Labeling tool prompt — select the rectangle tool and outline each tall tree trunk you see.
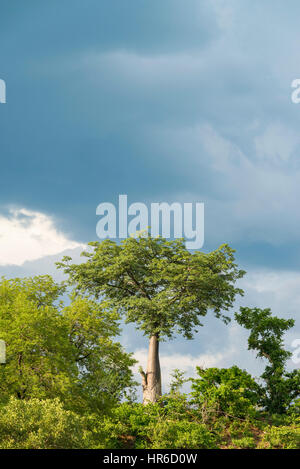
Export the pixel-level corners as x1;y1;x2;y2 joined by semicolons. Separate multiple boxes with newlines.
140;334;162;404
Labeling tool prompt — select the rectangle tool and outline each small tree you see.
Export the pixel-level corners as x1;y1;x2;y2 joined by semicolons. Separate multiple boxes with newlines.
169;369;188;395
0;275;136;412
190;366;261;418
58;235;245;404
235;307;300;414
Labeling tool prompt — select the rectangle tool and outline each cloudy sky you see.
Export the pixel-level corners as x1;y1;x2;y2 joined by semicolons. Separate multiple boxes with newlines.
0;0;300;392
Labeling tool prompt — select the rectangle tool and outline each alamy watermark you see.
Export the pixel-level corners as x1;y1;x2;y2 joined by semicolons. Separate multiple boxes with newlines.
0;79;6;103
291;79;300;103
96;195;204;249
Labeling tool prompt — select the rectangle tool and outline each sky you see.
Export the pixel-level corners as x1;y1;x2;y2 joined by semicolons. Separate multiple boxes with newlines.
0;0;300;393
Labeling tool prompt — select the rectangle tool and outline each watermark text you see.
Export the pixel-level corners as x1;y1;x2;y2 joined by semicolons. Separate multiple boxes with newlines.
96;195;204;249
291;79;300;103
0;79;6;103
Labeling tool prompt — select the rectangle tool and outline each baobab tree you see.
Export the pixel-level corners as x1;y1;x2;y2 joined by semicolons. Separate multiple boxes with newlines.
58;235;245;404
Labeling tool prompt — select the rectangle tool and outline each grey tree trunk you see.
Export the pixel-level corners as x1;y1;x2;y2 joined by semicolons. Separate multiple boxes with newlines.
139;334;162;404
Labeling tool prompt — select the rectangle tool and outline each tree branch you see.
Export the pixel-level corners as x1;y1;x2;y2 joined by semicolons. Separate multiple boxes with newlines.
139;366;147;387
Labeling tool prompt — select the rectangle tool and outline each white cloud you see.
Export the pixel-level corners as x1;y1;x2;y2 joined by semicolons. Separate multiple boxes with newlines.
0;208;84;266
239;269;300;318
133;345;236;393
254;123;300;164
209;0;236;31
134;348;224;374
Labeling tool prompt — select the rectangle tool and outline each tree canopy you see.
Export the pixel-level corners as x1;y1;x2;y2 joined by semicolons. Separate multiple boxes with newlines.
58;236;245;340
0;275;136;413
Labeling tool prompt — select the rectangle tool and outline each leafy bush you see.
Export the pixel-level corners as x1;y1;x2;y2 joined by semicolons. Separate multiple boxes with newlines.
110;402;159;432
90;400;218;449
191;366;261;418
149;420;217;449
288;398;300;419
88;416;130;449
101;403;159;448
0;395;299;449
96;398;220;449
231;437;256;449
259;425;300;449
0;397;92;449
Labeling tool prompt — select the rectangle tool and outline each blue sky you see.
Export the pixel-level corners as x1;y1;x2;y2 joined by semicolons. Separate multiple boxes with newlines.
0;1;300;391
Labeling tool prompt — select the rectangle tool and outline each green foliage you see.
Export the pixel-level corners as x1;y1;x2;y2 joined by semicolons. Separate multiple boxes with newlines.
87;402;160;448
57;236;245;340
235;307;294;365
231;437;256;449
235;307;300;413
149;420;217;449
0;397;91;449
169;368;188;394
161;393;192;421
90;400;217;449
0;276;136;413
0;242;299;449
259;425;300;449
86;391;298;449
0;388;299;449
191;366;261;418
288;398;300;418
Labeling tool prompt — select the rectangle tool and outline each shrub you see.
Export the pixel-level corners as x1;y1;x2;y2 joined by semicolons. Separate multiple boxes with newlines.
191;366;260;419
231;437;256;449
259;425;300;449
91;400;217;449
149;420;217;449
0;397;92;449
87;402;161;449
